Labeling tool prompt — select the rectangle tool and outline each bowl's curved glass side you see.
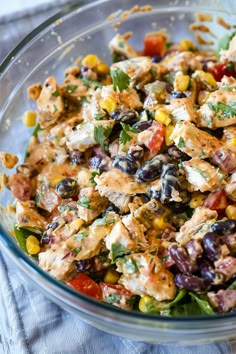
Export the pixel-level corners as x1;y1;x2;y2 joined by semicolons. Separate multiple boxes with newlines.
1;0;236;344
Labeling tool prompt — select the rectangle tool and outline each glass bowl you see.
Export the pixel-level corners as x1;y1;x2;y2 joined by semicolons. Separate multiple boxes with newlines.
0;0;236;345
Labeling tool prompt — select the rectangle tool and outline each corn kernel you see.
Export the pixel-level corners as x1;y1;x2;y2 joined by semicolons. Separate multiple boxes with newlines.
100;96;119;113
229;138;236;147
23;111;37;127
155;108;171;126
189;192;206;208
53;177;63;186
26;235;40;255
104;268;120;284
174;73;190;92
179;39;196;51
193;70;217;90
69;218;84;232
81;54;99;68
165;124;174;146
152;216;168;230
139;295;153;312
97;61;110;75
226;205;236;219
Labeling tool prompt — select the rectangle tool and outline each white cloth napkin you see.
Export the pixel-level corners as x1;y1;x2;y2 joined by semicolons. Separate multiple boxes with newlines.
0;251;235;354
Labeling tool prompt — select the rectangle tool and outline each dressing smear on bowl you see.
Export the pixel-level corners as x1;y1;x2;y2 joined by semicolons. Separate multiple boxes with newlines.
1;12;236;316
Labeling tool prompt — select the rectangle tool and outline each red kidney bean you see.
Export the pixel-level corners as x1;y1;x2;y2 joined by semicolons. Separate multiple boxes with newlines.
175;274;207;292
202;232;222;262
169;244;197;274
211;219;236;236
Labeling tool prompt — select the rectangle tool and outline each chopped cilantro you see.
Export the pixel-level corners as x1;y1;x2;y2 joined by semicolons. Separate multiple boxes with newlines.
81;96;90;103
119;123;138;145
53;104;58;113
74;230;86;241
94;113;107;120
105;293;121;304
77;196;93;209
52;90;59;97
191;166;209;180
207;101;236;120
177;137;185;148
90;171;100;186
63;85;78;94
149;68;157;78
71;247;82;256
198;151;206;158
111;243;129;263
81;78;103;88
124;258;138;274
110;68;130;92
94;125;112;150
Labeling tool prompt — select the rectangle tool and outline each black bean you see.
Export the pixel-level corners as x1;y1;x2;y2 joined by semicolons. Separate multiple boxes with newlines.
88;156;109;171
169;244;196;274
70;150;85;165
132;120;152;132
112;155;139;175
136;154;169;182
202;232;222;262
167;146;190;160
111;109;139;125
46;221;59;231
126;144;144;161
211;219;236;235
104;204;120;214
151;55;162;63
160;164;181;203
171;91;187;99
175;274;207;292
55;178;79;198
76;259;92;272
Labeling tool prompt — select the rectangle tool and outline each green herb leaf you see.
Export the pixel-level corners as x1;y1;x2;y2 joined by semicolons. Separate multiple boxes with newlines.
94;125;112;150
119;123;138;145
110;68;130;92
81;96;90;103
228;280;236;290
216;31;236;57
81;78;103;88
111;243;129;263
191;166;209;180
90;171;100;187
51;90;59;97
74;230;86;241
207;101;236;120
94;113;107;120
14;226;40;254
63;85;78;94
177;137;185;148
71;247;82;256
124;258;138;274
189;292;215;315
105;293;122;304
77;196;93;209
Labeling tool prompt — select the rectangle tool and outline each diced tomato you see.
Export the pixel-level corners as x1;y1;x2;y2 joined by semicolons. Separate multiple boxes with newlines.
203;189;227;213
67;273;102;300
145;121;165;153
144;33;166;57
100;283;134;310
207;62;236;81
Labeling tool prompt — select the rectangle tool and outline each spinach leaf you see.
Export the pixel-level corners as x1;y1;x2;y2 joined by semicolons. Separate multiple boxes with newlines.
189;292;215;315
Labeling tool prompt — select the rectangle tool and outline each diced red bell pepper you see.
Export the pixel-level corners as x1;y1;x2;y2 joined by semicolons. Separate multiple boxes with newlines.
67;273;102;300
144;33;166;57
145;121;165;153
207;62;236;81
